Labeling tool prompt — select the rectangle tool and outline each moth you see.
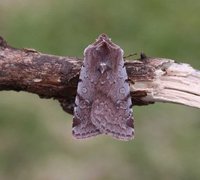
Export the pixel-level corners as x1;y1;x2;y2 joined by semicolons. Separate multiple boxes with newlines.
73;34;134;141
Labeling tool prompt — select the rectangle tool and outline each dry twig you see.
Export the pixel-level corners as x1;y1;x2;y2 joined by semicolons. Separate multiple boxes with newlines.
0;36;200;114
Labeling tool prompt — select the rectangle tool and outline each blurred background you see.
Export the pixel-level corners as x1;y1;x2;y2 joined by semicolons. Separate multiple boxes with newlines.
0;0;200;179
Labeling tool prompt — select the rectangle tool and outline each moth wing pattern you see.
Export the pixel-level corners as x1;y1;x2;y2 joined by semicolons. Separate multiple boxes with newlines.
73;34;134;141
72;95;101;138
72;58;101;138
90;53;134;141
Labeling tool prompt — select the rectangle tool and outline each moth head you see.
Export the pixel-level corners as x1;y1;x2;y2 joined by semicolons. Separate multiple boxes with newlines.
84;34;124;73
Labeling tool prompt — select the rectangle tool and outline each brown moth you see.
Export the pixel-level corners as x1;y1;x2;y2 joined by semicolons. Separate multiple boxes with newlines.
73;34;134;141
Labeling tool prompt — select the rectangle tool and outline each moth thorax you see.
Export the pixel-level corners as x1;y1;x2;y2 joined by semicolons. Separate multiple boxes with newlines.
99;62;109;74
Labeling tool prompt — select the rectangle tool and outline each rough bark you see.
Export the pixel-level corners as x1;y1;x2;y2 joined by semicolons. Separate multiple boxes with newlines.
0;36;200;114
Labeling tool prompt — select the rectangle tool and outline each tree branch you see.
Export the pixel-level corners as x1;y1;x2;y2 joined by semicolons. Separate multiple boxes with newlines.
0;36;200;114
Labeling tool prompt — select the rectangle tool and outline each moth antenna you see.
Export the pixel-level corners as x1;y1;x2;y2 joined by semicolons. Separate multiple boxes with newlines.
123;52;137;59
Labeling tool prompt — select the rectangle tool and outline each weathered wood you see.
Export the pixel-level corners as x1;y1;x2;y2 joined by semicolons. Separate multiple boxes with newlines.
0;36;200;114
